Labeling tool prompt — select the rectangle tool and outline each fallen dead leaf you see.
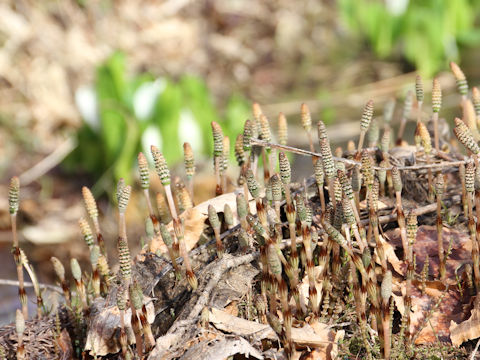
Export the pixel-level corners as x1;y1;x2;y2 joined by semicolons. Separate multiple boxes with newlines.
85;296;155;356
147;207;206;254
209;307;337;350
385;225;471;284
392;278;466;344
147;190;255;254
450;296;480;346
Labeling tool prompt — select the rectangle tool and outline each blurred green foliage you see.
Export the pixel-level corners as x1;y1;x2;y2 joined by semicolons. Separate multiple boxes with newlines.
339;0;480;76
64;52;250;188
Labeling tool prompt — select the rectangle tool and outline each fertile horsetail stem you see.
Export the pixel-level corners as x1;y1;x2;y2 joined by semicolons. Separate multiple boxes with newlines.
415;74;424;125
392;167;408;259
450;61;469;102
211;121;224;195
358;99;374;152
9;177;27;319
82;186;105;258
432;78;442;151
183;142;195;198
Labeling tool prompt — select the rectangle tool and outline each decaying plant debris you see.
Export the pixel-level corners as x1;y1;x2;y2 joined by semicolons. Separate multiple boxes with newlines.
5;63;480;359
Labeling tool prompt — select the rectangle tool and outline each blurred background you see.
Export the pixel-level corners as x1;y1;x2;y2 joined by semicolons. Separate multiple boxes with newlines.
0;0;480;323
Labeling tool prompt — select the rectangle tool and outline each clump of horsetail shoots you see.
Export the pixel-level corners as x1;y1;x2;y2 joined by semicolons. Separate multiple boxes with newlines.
51;257;71;308
71;258;87;310
9;177;27;319
415;74;424;124
183;142;195;198
435;174;446;280
301;103;314;152
82;186;105;257
278;112;288;146
116;284;129;358
396;90;413;144
314;159;326;212
392;167;408;259
132;282;155;350
432;78;442;151
15;309;25;360
358;99;374;152
208;205;224;258
211;121;225;195
465;161;480;288
450;61;469;102
151;146;197;289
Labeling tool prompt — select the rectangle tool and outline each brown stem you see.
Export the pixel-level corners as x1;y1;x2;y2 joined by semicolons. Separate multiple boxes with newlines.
433;112;439;152
395;192;408;260
436;197;445;280
12;213;27;319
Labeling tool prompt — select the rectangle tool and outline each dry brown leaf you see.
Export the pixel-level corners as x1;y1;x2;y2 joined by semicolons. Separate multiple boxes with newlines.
209;308;337;350
392;278;465;344
148;207;206;254
147;191;255;254
385;225;471;283
85;297;155;356
450;296;480;346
